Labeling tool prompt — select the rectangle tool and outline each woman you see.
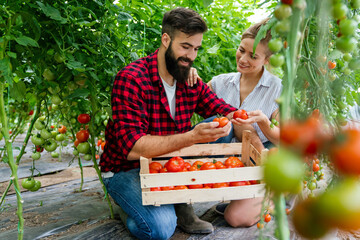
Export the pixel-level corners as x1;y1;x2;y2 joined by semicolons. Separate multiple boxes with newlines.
189;19;282;227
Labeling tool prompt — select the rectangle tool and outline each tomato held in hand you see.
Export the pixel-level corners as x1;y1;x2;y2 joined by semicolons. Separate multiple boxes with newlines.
165;156;185;172
78;114;91;124
233;109;248;120
213;116;229;128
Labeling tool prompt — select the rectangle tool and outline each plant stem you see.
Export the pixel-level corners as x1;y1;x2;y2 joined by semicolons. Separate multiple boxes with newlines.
89;94;114;219
0;180;12;207
0;82;24;240
273;193;289;240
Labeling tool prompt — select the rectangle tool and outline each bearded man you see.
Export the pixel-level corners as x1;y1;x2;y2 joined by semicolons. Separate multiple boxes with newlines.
100;8;238;240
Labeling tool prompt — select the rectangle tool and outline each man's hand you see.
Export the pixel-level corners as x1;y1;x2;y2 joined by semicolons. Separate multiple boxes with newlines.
187;67;202;87
190;120;232;143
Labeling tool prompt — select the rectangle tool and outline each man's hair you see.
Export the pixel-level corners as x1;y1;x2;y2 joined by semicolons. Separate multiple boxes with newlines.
241;18;272;57
162;8;207;38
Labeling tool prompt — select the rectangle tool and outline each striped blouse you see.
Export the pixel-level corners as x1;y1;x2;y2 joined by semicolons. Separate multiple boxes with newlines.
210;68;282;143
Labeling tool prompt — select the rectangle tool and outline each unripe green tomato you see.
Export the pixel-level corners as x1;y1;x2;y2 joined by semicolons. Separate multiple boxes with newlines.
31;135;45;146
43;68;56;81
332;3;348;20
52;104;59;110
45;139;58;152
40;129;52;140
269;53;285;68
54;52;65;63
31;152;41;160
83;154;92;161
268;38;283;53
348;58;360;70
275;19;290;35
55;134;66;142
343;67;352;75
29;180;41;192
48;84;61;94
22;178;35;190
308;182;317;191
336;36;357;53
77;142;90;154
103;119;108;127
343;53;352;62
62;140;69;147
67;81;78;91
38;115;46;121
51;130;57;138
274;4;292;20
351;0;360;9
51;95;62;105
339;19;357;36
264;149;305;193
73;149;79;156
34;119;45;130
71;118;77;124
51;151;59;158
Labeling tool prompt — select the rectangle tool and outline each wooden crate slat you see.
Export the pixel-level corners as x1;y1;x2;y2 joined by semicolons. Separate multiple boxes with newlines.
140;166;263;188
142;184;265;205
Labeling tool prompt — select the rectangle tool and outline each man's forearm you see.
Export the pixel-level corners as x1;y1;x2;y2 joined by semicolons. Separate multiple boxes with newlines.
127;132;196;160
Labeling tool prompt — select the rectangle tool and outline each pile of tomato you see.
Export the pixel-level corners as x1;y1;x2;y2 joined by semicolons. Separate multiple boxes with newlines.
148;156;259;191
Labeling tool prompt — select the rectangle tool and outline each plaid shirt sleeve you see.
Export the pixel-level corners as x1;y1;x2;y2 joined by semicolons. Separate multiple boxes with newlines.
100;66;149;172
194;80;237;118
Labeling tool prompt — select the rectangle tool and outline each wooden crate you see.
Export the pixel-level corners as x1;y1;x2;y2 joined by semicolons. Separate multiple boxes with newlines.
140;130;268;206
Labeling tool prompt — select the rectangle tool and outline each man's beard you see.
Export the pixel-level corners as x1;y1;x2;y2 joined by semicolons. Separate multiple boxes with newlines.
165;42;193;83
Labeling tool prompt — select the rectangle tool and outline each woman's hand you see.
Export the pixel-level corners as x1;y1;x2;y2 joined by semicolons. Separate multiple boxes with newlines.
231;110;267;125
186;67;202;87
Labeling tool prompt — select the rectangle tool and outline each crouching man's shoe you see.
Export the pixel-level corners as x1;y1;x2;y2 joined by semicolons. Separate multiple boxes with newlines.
174;203;214;234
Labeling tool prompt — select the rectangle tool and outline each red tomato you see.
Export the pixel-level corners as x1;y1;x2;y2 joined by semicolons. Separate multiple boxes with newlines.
200;162;216;170
281;0;293;4
149;162;163;172
183;162;191;170
149;169;159;173
159;167;168;173
161;186;175;191
229;181;249;187
192;160;204;170
257;222;264;229
203;183;214;188
150;187;161;191
214;161;225;169
264;213;272;223
249;180;259;185
188;184;204;189
312;162;320;172
174;185;188;190
36;146;44;152
77;113;91;124
28;110;34;115
213;116;229;128
213;182;229;188
95;154;100;159
76;129;90;143
233;109;248;120
330;129;360;175
328;60;336;69
188;166;198;171
101;141;106;150
225;156;244;168
97;139;102;146
58;125;67;134
165;156;185;172
74;139;80;147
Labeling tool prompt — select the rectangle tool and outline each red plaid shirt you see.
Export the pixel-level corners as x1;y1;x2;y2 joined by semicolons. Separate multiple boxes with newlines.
100;49;237;173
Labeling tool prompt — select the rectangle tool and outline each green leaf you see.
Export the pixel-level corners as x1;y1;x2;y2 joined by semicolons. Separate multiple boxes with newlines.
203;0;214;8
14;36;39;47
207;43;221;54
9;81;26;102
66;60;85;72
104;106;113;121
253;18;277;56
64;88;90;99
117;11;133;21
7;51;17;58
36;1;67;24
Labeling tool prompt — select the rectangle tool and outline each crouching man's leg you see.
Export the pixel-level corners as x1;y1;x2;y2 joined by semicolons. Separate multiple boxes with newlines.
103;168;177;240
